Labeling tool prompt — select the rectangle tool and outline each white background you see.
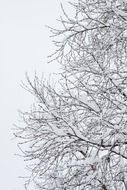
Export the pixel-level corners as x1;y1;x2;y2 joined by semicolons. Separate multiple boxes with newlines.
0;0;71;189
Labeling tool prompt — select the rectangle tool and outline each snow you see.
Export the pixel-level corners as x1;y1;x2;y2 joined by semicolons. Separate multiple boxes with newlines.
50;123;65;136
79;94;100;112
106;0;111;7
115;8;127;18
84;155;101;166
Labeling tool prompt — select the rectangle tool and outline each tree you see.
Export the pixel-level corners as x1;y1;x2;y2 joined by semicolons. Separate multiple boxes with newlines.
15;0;127;189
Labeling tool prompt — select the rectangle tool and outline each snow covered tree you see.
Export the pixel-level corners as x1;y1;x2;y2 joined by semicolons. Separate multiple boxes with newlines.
15;0;127;189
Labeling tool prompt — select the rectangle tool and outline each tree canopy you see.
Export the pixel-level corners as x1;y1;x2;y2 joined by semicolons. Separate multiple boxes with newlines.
16;0;127;189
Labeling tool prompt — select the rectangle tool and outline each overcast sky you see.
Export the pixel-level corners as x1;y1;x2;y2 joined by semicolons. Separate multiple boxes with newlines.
0;0;71;189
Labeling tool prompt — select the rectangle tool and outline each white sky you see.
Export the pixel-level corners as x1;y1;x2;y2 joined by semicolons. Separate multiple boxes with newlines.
0;0;70;189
